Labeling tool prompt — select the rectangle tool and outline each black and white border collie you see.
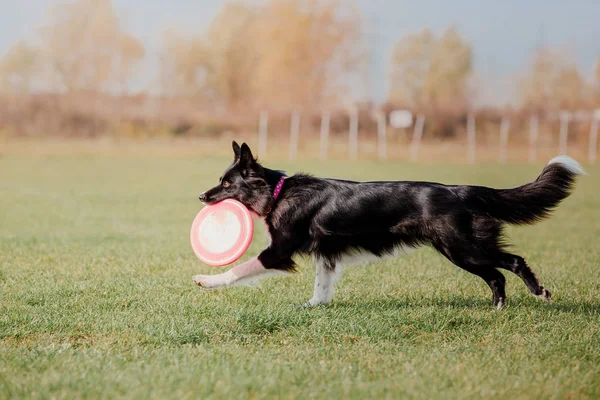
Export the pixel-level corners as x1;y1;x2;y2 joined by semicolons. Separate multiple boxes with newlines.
193;141;585;309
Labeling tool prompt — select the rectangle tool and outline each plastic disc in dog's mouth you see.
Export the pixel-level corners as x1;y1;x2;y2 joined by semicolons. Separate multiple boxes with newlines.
190;199;254;266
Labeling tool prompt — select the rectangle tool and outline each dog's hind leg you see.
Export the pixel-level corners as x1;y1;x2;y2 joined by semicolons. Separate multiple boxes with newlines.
305;258;341;307
463;266;507;309
466;264;506;309
496;252;551;302
436;245;507;309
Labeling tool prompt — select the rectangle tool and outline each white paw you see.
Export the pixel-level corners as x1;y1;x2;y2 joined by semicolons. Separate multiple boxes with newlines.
496;298;505;310
302;298;329;308
192;274;227;289
534;288;552;302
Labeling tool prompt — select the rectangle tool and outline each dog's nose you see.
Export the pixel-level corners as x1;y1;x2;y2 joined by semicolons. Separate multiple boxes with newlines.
198;192;207;202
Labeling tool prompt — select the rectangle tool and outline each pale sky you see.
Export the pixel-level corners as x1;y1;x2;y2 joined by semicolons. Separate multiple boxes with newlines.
1;0;599;105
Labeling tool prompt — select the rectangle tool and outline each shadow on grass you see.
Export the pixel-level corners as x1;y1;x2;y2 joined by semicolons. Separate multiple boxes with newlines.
543;299;600;316
141;297;600;347
327;295;600;316
329;296;492;311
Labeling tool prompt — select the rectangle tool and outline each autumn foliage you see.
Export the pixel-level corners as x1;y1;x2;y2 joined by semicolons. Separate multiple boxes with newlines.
0;0;598;140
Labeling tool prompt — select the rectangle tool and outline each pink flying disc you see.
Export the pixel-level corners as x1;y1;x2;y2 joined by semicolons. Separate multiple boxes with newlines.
190;199;254;266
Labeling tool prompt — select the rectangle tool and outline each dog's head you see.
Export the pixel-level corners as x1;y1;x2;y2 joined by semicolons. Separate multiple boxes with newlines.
199;141;273;214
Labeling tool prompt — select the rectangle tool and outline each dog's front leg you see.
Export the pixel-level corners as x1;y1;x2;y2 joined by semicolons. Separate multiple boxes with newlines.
305;259;341;307
192;256;287;289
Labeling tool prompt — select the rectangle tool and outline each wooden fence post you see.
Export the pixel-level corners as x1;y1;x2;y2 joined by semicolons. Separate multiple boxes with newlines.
409;115;425;162
499;117;510;163
258;111;268;158
467;114;476;164
289;111;300;160
377;112;387;161
348;107;358;161
320;111;330;161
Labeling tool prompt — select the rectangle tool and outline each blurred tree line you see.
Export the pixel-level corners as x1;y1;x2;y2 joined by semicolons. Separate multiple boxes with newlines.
0;0;144;94
161;0;363;112
0;0;599;138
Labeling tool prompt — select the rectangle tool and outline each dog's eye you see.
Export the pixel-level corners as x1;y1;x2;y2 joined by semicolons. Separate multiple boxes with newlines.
222;181;230;188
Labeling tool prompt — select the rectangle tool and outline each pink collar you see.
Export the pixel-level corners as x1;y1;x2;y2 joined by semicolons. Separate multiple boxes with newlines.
273;176;285;200
265;176;285;214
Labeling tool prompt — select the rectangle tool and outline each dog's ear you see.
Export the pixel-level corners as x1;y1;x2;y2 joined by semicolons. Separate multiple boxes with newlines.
232;141;241;161
239;143;255;167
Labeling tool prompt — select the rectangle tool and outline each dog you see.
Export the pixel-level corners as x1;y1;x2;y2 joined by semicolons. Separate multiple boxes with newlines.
192;141;584;309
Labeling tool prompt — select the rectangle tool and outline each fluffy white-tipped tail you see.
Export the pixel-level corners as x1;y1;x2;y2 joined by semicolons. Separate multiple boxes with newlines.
547;155;587;175
465;155;584;225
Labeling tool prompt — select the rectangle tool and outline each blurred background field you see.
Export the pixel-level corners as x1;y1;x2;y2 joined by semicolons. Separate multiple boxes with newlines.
1;0;599;163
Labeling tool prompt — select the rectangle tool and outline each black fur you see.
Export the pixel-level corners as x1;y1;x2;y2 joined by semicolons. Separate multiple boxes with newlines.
199;141;582;307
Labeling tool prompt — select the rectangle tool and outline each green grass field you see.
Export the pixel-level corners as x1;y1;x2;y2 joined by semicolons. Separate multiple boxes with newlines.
1;150;599;399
